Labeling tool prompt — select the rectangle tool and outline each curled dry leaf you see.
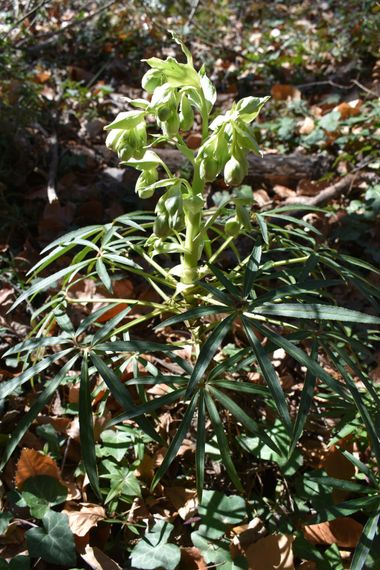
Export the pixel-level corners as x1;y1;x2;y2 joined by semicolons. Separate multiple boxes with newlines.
245;534;295;570
303;517;362;548
15;448;62;489
81;545;122;570
63;503;106;537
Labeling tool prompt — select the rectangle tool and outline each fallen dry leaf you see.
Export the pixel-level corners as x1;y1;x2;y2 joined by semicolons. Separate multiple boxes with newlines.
334;99;362;119
299;116;315;135
81;545;122;570
271;84;301;101
303;517;362;548
272;185;296;199
245;534;295;570
63;503;106;537
15;448;62;488
180;546;207;569
165;487;198;520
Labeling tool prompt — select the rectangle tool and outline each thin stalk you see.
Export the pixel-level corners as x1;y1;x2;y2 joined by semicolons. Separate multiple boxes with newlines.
65;295;166;310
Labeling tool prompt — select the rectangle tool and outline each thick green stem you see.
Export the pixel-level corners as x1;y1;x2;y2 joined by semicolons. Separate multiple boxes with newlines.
181;164;205;286
180;96;209;288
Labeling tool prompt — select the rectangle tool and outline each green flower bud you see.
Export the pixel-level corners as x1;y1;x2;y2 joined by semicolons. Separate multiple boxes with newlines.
162;113;180;137
142;69;164;93
105;129;124;152
224;154;248;186
157;106;172;121
200;157;220;182
179;95;194;131
183;194;204;217
135;169;158;199
224;216;242;237
153;213;170;238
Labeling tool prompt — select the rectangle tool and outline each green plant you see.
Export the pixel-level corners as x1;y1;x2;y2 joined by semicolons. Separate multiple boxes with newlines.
2;33;380;568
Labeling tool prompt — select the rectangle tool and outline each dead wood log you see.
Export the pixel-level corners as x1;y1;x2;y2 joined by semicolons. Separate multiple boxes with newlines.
155;149;331;187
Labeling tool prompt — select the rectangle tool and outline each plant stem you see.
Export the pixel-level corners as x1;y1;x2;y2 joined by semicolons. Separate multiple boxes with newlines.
181;163;205;286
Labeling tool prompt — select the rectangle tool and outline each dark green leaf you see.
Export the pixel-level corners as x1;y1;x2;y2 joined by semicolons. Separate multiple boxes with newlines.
151;392;199;490
351;513;380;570
208;386;281;454
242;317;292;433
155;305;229;330
0;348;74;401
0;355;78;470
186;315;235;398
25;510;76;567
252;303;380;324
196;391;206;500
79;355;101;498
205;392;243;492
243;242;262;298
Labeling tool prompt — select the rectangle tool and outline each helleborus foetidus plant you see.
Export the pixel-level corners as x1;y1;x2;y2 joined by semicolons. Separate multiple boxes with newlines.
2;35;380;566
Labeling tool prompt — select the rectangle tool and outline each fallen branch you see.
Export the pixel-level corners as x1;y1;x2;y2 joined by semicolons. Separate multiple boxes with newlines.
282;174;356;207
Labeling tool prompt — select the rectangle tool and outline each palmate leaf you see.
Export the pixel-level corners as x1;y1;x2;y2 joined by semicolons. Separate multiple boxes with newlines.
324;346;380;465
79;355;101;498
308;495;380;524
290;342;318;456
91;305;133;344
205;392;243;492
3;336;71;357
107;388;186;426
208;263;241;298
186;314;235;398
242;317;292;433
252;302;380;324
0;355;79;470
151;392;199;490
351;513;380;570
91;353;161;442
11;260;90;310
0;348;75;401
248;320;350;401
196;391;206;499
208;385;281;455
155;305;229;330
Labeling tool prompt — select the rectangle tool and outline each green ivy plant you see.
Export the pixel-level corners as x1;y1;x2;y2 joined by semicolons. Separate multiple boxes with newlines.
2;33;380;568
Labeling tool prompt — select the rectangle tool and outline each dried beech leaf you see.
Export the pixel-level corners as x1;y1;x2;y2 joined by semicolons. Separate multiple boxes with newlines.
303;517;363;548
165;487;197;520
271;84;301;101
63;503;106;537
245;534;295;570
15;449;61;489
81;545;122;570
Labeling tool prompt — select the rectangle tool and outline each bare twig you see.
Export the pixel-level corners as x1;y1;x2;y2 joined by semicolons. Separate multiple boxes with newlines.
186;0;201;26
282;174;357;207
15;0;118;48
47;129;59;203
1;0;51;39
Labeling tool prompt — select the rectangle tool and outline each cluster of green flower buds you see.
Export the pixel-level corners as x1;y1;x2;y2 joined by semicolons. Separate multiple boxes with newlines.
153;184;185;238
196;95;270;187
105;110;148;162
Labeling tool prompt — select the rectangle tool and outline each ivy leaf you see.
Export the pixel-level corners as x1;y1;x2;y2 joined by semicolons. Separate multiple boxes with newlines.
130;519;181;570
25;510;76;566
